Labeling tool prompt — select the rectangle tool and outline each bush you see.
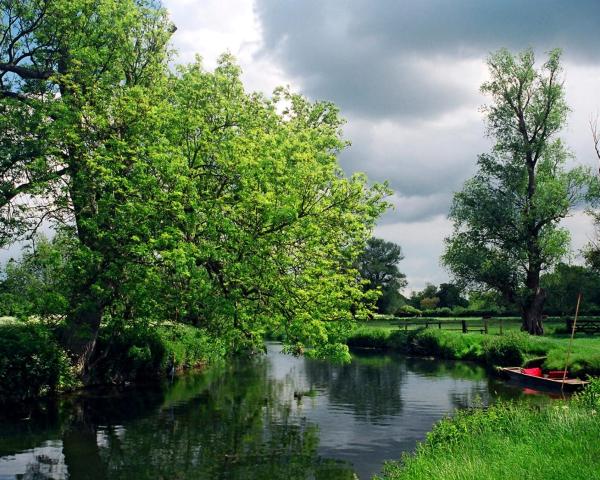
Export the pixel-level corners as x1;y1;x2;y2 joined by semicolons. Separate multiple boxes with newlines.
91;321;225;383
481;333;527;366
544;348;600;377
573;377;600;409
395;305;422;317
0;321;74;403
409;329;482;360
347;327;391;349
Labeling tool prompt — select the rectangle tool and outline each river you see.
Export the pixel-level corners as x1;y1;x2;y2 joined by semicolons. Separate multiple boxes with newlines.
0;342;547;479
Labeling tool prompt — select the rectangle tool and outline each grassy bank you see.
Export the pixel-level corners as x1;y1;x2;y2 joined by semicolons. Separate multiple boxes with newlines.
376;379;600;480
0;318;225;403
347;327;600;375
362;315;571;335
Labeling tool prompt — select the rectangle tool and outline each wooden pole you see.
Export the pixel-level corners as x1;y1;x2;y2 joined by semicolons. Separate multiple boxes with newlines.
561;293;582;394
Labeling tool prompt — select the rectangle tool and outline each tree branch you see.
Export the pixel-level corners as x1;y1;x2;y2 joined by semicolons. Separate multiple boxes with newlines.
0;62;54;79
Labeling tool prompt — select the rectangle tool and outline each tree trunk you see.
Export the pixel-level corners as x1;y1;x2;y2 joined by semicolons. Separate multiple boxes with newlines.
62;296;104;380
522;287;546;335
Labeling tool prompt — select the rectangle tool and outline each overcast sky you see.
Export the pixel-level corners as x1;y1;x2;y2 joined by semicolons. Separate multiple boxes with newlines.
4;1;600;291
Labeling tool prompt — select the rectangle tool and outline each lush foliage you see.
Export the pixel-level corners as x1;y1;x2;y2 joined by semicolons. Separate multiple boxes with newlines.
443;48;589;335
0;320;75;402
89;321;226;383
0;317;225;401
541;263;600;315
0;235;73;318
376;387;600;480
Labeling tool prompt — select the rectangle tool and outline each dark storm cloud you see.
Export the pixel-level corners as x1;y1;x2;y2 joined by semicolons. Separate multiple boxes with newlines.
251;0;600;286
255;0;600;120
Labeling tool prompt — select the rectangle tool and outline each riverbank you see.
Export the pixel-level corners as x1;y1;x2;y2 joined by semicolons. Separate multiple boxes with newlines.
376;378;600;480
0;317;225;403
347;327;600;376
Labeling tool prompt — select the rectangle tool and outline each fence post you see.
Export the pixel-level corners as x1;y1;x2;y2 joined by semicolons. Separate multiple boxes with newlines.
462;320;467;334
499;318;503;336
484;318;489;335
438;321;442;329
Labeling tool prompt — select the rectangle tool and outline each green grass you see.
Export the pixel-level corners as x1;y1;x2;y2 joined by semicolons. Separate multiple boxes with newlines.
364;315;568;335
347;327;600;375
376;379;600;480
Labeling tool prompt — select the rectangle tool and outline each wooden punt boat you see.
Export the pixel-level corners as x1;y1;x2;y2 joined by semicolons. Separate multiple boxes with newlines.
500;367;589;393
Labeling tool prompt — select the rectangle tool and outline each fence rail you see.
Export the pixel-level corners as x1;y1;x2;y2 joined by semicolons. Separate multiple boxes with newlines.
391;318;500;334
566;318;600;334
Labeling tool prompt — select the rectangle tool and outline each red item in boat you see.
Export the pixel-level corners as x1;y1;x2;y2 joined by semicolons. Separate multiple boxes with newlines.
522;367;542;377
547;370;568;379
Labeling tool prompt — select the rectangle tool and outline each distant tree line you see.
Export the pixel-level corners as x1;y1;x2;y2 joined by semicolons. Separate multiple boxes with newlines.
355;236;600;319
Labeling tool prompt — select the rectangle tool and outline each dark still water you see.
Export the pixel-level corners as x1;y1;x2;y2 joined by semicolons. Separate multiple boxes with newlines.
0;342;543;480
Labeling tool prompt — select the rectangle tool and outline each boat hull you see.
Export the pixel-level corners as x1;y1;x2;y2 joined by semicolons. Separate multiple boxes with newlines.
500;367;589;393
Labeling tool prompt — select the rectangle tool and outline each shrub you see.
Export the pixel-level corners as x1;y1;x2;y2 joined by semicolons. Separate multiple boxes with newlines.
0;321;74;403
347;327;391;349
481;333;527;366
395;305;422;317
409;330;482;360
544;349;600;377
91;321;225;383
573;377;600;409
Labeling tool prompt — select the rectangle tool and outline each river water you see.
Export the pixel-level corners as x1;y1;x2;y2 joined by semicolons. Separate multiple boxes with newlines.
0;342;545;480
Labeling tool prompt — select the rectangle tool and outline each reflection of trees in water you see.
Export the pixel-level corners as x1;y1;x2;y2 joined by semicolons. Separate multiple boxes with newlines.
13;452;66;480
1;359;355;480
303;352;405;420
404;357;487;382
96;360;354;479
404;356;492;411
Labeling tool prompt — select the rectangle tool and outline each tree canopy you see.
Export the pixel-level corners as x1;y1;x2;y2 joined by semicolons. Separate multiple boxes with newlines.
356;237;407;314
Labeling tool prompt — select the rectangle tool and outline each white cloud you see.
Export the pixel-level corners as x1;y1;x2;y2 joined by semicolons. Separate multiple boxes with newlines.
375;215;453;292
164;0;291;95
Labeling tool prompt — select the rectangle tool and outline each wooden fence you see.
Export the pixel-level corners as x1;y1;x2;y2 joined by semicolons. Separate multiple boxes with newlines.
391;317;503;334
391;316;600;335
565;317;600;334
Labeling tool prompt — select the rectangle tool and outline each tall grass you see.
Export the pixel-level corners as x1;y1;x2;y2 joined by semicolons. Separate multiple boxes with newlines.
375;379;600;480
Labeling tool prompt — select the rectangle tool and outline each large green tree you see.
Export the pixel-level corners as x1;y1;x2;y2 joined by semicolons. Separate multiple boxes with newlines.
356;237;407;314
143;59;388;358
0;1;387;372
0;0;174;373
436;283;468;309
442;49;588;334
541;263;600;315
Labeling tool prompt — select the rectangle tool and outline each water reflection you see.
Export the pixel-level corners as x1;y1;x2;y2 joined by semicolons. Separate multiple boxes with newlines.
0;342;544;480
